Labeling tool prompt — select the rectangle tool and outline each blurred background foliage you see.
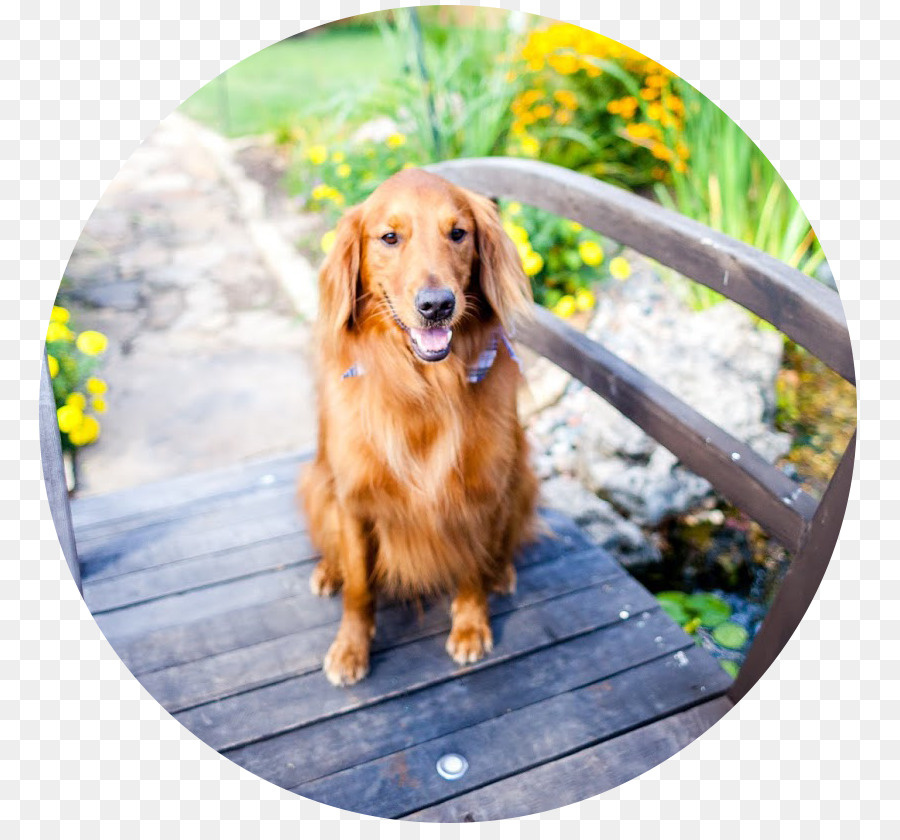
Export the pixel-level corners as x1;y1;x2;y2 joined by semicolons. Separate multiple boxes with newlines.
181;9;826;309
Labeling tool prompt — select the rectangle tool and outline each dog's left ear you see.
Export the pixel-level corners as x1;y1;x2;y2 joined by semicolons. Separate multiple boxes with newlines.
467;190;534;332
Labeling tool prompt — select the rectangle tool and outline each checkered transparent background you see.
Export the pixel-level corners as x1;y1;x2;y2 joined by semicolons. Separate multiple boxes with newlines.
5;0;895;834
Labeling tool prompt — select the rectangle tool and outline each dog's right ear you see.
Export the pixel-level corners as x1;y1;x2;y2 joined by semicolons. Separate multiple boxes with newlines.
318;205;363;336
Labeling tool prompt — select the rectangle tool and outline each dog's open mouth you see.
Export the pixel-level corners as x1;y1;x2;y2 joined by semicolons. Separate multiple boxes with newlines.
409;327;453;362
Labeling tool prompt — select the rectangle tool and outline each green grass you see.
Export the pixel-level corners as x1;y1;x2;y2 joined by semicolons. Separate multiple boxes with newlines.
178;29;396;138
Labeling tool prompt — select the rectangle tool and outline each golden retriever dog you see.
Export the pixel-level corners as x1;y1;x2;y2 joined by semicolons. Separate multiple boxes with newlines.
300;168;538;686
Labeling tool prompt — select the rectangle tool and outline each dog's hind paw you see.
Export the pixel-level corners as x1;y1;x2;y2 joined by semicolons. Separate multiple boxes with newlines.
310;559;342;597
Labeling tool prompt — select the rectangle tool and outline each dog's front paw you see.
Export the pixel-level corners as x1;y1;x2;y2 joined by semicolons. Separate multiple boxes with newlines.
323;632;370;686
310;558;342;597
446;621;494;665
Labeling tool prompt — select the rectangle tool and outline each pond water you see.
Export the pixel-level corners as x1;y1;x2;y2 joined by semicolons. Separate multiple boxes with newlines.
629;341;856;677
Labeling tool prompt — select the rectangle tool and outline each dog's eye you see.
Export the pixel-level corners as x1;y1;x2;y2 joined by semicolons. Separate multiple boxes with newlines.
450;228;467;242
381;232;399;245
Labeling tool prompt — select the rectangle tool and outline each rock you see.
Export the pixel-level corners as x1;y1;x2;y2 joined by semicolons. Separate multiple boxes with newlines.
527;256;792;529
68;280;143;312
540;475;660;567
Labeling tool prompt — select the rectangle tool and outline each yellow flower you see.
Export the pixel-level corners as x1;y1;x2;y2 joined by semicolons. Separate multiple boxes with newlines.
56;404;83;434
607;99;622;115
578;240;604;267
50;306;69;323
568;221;583;233
92;397;107;413
554;109;573;125
401;162;416;170
312;184;332;200
647;102;664;121
75;330;107;356
68;415;100;446
521;250;544;277
306;145;328;166
640;87;660;101
507;202;522;216
386;133;406;149
331;151;345;163
46;321;74;343
86;377;106;395
47;355;59;378
553;89;578;110
553;295;577;319
575;289;596;312
650;142;673;161
548;52;580;75
336;163;351;179
609;256;632;280
533;103;553;120
320;229;337;254
503;222;530;246
66;392;86;410
520;136;540;157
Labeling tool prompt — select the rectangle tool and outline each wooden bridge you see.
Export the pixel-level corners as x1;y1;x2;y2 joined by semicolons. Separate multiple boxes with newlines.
41;158;855;821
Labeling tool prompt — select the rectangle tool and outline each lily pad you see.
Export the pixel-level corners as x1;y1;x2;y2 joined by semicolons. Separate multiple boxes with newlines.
659;600;688;625
712;622;749;650
656;590;687;605
720;660;740;678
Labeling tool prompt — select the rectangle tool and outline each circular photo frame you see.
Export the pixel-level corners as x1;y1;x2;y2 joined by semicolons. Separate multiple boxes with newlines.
41;8;856;822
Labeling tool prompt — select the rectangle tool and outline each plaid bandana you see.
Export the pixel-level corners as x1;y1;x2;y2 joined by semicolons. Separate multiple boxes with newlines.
342;328;521;383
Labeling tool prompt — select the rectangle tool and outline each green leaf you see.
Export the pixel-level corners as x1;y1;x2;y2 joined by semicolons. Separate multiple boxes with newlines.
659;600;688;625
720;660;740;678
712;622;749;650
685;593;732;628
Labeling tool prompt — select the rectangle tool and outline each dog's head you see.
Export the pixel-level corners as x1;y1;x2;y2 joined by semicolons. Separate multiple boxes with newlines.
318;168;532;362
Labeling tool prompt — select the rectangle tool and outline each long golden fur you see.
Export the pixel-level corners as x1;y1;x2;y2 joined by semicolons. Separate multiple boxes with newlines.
300;168;538;686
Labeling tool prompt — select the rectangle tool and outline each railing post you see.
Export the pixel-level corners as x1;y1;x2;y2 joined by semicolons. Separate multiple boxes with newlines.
728;431;856;703
39;352;81;593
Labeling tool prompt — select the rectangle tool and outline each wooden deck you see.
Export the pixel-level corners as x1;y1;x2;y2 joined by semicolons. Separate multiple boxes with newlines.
72;451;733;821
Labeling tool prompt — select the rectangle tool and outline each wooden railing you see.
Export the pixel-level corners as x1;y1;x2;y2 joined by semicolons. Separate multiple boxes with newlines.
428;157;857;703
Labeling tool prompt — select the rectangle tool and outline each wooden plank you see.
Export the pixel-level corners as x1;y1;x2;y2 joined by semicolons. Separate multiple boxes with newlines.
79;497;306;583
518;305;818;551
298;647;731;818
730;431;856;703
70;450;310;533
91;558;325;641
226;606;684;789
39;354;81;593
107;509;592;675
76;478;303;554
82;531;317;613
427;157;854;385
179;580;663;753
138;545;625;712
408;696;733;822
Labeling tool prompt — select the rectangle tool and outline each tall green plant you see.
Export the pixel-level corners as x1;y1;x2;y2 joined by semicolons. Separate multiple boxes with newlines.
654;84;825;308
362;9;525;161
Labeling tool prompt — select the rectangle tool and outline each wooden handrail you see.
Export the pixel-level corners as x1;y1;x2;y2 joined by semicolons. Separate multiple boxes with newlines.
429;156;857;701
427;157;855;385
518;305;818;553
39;353;81;593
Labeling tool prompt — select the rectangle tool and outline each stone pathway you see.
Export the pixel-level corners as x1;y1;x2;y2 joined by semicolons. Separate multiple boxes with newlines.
62;113;320;496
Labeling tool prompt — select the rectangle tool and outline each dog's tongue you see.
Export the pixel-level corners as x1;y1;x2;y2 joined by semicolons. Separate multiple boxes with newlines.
410;327;452;353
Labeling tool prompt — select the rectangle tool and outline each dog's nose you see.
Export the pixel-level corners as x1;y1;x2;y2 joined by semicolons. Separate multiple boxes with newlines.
415;288;455;322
